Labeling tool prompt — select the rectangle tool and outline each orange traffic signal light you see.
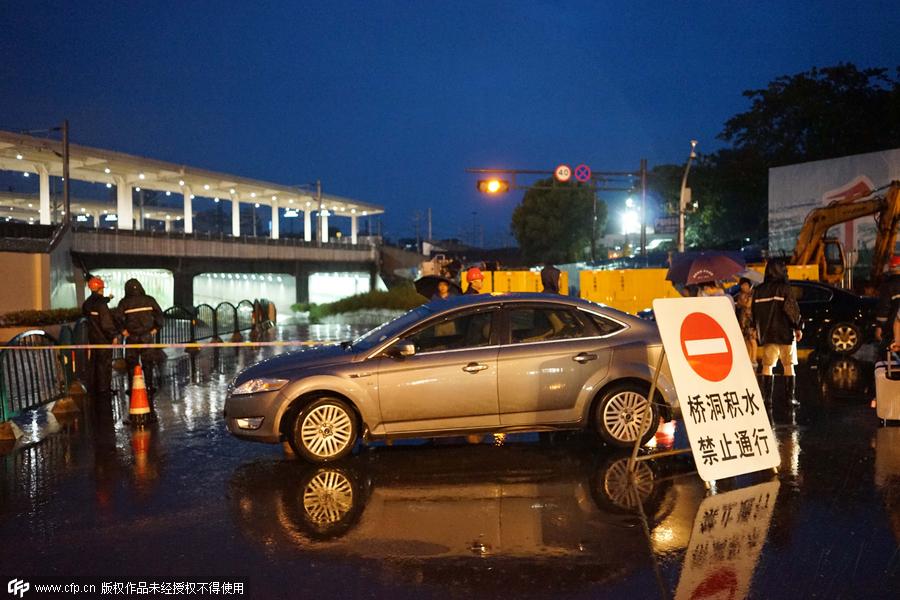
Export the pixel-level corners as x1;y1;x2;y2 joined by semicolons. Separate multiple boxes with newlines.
476;179;510;194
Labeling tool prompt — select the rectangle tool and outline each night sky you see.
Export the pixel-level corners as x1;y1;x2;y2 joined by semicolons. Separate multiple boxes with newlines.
2;1;899;244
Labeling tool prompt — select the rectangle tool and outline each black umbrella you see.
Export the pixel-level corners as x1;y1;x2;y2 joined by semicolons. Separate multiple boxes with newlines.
414;275;462;300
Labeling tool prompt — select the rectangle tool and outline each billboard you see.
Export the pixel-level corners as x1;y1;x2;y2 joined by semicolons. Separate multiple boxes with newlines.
768;148;900;258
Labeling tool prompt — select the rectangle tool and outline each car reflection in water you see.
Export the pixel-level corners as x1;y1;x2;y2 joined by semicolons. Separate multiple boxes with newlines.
229;437;707;594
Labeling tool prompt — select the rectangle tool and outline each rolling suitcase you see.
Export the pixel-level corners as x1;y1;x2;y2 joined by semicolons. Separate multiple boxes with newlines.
875;351;900;422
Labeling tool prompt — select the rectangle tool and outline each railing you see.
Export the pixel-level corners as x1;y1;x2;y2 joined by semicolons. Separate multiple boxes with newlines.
160;306;195;345
194;304;216;341
71;224;377;249
0;297;276;425
0;330;68;421
236;300;255;332
215;302;237;340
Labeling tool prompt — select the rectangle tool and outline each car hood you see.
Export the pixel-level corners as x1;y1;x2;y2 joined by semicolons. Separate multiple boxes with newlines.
233;344;354;385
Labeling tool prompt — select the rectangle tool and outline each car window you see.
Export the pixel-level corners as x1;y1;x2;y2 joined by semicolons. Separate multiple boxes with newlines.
507;307;591;344
406;310;494;353
352;305;435;351
582;311;626;336
791;284;832;303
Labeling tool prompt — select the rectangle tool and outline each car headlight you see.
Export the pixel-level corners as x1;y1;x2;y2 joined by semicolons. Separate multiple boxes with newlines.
232;378;289;395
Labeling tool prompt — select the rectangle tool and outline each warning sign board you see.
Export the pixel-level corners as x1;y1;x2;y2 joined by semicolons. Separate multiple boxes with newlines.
653;297;779;481
675;480;779;600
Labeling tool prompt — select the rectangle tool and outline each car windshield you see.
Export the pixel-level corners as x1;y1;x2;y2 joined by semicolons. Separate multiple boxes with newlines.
349;304;435;352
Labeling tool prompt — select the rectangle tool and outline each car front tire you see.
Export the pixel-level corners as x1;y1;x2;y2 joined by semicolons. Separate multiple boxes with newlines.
289;397;358;463
594;383;659;448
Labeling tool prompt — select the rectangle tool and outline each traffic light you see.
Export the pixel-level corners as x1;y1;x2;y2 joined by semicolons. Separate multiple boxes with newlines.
476;179;510;194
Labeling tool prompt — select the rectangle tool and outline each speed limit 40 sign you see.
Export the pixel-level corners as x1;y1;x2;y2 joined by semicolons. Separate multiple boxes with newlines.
554;164;571;182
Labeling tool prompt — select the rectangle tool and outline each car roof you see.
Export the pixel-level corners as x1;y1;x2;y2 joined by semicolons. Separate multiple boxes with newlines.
423;292;637;318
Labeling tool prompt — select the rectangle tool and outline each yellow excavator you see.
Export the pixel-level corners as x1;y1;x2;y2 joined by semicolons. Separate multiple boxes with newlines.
791;181;900;291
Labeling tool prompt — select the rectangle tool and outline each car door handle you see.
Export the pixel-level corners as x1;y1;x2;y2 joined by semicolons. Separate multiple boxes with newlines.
573;352;598;363
462;362;489;374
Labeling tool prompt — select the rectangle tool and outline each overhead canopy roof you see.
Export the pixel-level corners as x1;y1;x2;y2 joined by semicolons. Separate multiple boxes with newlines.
0;130;383;217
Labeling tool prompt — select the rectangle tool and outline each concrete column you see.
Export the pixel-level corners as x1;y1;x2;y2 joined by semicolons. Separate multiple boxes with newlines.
320;212;329;243
38;165;51;225
294;266;310;305
271;200;279;240
303;209;312;242
351;215;358;245
94;212;102;229
231;194;240;237
165;219;172;232
173;271;194;308
183;186;193;234
116;177;133;230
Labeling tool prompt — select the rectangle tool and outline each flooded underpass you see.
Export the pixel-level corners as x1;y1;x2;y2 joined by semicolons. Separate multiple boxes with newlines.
1;324;899;599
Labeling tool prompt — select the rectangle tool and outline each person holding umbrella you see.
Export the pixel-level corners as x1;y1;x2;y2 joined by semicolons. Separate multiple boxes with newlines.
414;275;462;301
752;259;803;407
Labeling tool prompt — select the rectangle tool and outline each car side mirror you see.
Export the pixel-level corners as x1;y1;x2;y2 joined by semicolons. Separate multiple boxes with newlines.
387;339;416;358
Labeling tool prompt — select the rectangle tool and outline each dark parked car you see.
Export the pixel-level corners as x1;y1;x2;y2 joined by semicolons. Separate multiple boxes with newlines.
788;280;876;355
224;293;677;462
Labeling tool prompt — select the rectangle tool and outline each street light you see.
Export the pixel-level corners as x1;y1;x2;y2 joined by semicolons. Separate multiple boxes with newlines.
677;140;698;253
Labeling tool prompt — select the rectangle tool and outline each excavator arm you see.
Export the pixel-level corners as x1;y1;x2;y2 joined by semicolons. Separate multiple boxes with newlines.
869;183;900;287
791;196;886;266
791;181;900;289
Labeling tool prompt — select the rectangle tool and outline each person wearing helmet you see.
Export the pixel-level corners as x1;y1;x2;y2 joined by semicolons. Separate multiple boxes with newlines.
81;276;120;399
464;267;484;294
875;255;900;350
117;278;165;400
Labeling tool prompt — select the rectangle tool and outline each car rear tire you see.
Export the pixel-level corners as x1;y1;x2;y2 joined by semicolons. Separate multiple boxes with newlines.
827;322;861;355
594;383;659;448
289;397;358;463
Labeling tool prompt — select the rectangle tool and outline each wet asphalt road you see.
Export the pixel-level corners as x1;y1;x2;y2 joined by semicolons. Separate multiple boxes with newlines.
1;323;899;599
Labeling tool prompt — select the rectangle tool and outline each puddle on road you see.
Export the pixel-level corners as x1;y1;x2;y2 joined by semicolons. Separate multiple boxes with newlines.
1;331;899;598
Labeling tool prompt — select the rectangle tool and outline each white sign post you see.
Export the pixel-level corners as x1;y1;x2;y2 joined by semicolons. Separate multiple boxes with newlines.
652;297;779;482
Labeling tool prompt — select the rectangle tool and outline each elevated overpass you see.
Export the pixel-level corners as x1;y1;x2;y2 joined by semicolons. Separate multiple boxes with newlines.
72;227;379;306
0;129;386;313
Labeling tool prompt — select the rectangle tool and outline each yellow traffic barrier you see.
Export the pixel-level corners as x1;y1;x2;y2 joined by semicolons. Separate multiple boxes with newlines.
461;271;568;295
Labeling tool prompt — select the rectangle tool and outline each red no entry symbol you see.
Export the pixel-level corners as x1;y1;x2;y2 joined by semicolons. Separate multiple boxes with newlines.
574;164;591;182
679;312;733;382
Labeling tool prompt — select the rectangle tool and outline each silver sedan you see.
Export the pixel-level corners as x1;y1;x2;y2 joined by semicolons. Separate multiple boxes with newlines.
225;293;677;463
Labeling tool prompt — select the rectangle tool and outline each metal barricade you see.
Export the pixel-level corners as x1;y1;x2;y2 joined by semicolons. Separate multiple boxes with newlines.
194;304;216;341
214;302;238;339
0;330;67;421
236;300;255;332
158;306;195;345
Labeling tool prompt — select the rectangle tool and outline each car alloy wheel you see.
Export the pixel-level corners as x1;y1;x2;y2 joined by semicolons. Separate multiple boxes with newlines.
596;383;659;447
828;322;860;355
600;457;656;512
302;468;355;526
291;397;358;462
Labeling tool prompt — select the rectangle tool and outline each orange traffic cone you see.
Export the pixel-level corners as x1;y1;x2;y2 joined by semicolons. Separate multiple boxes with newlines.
127;365;153;427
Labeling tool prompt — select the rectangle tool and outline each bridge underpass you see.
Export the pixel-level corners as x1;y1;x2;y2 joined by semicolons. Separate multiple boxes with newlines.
73;228;379;315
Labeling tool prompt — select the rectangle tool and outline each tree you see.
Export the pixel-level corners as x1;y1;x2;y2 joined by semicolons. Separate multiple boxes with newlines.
720;64;900;165
510;178;606;264
649;63;900;248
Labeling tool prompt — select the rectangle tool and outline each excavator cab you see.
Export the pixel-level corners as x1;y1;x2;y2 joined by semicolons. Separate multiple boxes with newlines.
820;237;846;285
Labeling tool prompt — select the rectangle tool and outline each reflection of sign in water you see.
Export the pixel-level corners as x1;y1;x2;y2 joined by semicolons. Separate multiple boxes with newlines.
654;297;780;482
675;480;780;600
